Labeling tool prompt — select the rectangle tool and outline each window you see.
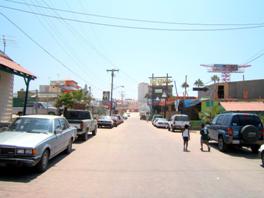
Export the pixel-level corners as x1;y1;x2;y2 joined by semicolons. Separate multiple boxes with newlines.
216;115;224;125
55;119;62;131
59;118;68;130
212;115;219;125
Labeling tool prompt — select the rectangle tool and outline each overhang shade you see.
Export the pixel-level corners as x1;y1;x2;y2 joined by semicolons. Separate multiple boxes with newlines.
0;56;36;79
220;102;264;112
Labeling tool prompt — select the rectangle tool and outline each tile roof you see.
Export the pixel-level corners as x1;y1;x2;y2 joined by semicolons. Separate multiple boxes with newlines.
220;102;264;112
0;54;36;79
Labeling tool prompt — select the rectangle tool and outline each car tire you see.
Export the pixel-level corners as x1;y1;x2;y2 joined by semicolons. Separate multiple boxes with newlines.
250;145;260;154
82;131;88;141
36;149;49;173
65;139;73;154
241;125;259;144
218;136;228;152
92;128;97;136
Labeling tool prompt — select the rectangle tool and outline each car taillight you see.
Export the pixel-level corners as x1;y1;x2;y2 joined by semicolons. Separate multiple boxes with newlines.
80;122;83;129
261;129;264;136
227;128;233;136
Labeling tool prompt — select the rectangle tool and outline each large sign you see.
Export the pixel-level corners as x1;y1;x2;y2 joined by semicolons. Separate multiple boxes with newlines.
150;78;172;86
102;91;110;101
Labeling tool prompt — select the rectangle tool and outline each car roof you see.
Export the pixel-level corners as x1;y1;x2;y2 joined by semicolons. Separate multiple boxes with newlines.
172;114;188;117
20;115;63;119
220;112;258;116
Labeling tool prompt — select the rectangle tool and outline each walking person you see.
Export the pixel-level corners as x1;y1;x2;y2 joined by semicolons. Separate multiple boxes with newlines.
182;124;190;152
200;123;210;152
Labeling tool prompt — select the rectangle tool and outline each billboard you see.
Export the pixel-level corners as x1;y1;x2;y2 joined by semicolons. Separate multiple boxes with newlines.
102;91;110;101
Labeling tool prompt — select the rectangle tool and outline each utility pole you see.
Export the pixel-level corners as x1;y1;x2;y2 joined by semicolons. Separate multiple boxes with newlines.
107;69;119;115
2;35;6;54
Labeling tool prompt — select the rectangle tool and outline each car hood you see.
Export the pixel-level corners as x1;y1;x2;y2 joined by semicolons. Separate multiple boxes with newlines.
0;131;53;148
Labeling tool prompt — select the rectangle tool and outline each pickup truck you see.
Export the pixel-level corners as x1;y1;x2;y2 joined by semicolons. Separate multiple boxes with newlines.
13;102;57;115
64;109;97;141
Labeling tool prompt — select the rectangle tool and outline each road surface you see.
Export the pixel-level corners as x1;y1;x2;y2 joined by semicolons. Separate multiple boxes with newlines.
0;113;263;198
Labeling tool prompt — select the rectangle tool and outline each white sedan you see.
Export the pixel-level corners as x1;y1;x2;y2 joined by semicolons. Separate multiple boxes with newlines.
154;118;169;128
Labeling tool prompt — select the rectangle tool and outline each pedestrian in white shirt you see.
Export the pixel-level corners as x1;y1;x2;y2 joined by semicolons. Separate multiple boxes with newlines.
182;124;190;152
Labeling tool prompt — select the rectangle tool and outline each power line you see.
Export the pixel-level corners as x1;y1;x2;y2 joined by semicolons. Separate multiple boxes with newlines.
245;51;264;64
1;5;264;32
3;0;264;27
0;11;104;91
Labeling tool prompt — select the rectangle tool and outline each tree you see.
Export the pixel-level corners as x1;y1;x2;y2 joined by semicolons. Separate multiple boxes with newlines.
211;75;220;83
55;90;92;109
194;79;204;87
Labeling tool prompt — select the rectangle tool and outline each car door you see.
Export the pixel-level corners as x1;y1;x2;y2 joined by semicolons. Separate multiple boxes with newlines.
54;118;65;154
59;118;71;149
207;115;219;140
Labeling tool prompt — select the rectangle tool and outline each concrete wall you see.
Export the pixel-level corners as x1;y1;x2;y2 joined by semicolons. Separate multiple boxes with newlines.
0;71;14;123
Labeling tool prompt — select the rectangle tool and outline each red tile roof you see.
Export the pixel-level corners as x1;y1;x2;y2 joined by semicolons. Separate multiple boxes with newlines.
0;55;36;79
220;102;264;112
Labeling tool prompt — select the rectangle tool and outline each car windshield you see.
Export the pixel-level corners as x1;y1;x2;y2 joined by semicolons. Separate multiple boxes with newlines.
99;116;111;120
9;117;52;133
237;115;262;127
175;116;189;121
64;111;91;120
157;118;167;122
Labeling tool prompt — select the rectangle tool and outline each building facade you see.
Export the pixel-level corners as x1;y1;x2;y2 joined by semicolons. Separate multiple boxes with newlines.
138;82;149;104
198;79;264;100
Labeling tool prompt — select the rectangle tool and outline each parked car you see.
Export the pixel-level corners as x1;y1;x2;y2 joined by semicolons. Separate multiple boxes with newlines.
0;115;77;172
64;109;97;140
97;116;114;128
168;114;190;131
207;113;264;153
151;114;163;125
111;115;124;127
13;102;58;116
259;144;264;166
154;118;169;128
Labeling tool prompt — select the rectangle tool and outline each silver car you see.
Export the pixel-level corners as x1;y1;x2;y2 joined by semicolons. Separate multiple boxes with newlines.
0;115;77;172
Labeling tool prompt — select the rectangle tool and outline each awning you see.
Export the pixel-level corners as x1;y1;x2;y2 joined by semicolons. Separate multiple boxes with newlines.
0;55;36;79
220;102;264;112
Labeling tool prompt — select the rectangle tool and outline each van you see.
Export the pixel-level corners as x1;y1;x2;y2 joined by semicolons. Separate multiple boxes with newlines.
168;114;190;131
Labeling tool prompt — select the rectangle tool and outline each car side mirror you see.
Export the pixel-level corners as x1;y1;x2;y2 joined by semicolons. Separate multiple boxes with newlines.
55;128;62;134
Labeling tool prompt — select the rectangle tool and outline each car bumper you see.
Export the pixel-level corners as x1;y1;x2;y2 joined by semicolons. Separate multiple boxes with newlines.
0;156;41;167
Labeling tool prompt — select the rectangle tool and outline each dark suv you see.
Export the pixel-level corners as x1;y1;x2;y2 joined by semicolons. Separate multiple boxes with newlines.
207;113;264;153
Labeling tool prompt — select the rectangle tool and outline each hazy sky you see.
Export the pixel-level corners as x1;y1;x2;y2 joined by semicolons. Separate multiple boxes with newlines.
1;0;264;99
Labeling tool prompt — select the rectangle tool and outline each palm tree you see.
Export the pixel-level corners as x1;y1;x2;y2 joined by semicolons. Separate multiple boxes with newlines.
211;75;220;83
194;79;204;87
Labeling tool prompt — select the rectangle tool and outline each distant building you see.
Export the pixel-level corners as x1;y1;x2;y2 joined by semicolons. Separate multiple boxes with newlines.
138;82;149;104
198;79;264;100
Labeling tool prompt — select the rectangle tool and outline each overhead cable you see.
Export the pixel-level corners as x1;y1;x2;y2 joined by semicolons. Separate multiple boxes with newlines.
1;5;264;31
3;0;264;26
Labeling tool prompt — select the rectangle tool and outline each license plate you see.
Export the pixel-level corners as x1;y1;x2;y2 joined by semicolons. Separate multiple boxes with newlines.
232;140;240;144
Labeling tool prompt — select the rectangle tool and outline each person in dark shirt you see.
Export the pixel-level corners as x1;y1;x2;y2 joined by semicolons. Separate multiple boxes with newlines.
200;123;210;152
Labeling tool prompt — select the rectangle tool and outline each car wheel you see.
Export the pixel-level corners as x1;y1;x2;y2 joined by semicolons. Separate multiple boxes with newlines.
65;139;73;154
36;149;49;173
92;128;97;136
218;136;228;152
82;132;88;141
250;145;260;154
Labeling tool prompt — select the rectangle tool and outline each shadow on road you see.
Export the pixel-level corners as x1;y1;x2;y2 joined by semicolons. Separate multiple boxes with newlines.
209;142;259;159
0;149;75;183
74;135;94;144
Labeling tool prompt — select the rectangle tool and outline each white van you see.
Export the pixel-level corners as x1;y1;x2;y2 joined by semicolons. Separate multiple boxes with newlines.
168;114;190;132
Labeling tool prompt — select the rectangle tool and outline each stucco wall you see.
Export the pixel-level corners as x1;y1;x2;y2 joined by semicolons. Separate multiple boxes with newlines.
0;71;14;123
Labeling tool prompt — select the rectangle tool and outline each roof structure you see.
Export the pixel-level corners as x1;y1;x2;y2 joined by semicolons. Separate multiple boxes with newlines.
220;102;264;112
0;50;36;79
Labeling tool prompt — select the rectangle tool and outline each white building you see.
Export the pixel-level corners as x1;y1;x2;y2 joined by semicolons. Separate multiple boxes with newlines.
138;82;149;104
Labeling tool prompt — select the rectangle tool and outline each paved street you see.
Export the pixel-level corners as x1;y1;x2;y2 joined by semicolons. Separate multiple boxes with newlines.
0;113;263;198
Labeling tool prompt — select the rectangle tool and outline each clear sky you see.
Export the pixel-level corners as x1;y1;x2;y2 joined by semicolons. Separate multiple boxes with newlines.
0;0;264;100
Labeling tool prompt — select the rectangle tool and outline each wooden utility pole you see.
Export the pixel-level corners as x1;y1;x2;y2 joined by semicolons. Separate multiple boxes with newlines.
107;69;119;115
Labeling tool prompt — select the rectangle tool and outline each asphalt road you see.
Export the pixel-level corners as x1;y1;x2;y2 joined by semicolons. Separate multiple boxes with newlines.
0;113;263;198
